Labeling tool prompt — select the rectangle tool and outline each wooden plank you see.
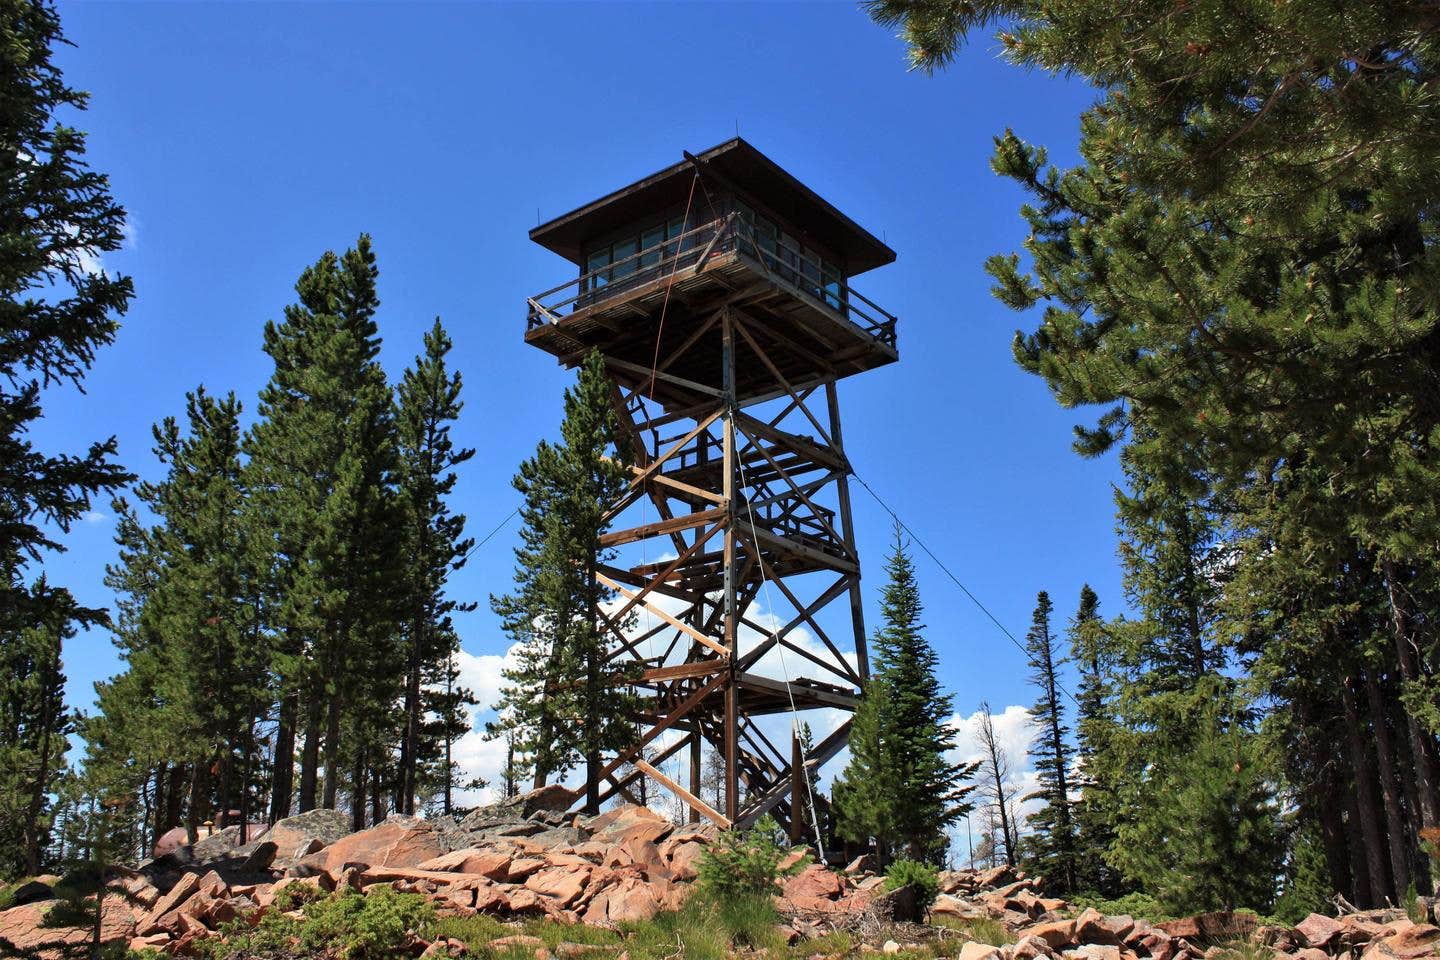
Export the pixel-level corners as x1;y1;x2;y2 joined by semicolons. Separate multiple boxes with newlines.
597;571;730;658
636;758;731;828
640;661;726;684
599;506;726;548
599;670;729;781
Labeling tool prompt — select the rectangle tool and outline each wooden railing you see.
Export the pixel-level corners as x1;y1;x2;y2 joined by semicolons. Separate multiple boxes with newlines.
525;216;898;349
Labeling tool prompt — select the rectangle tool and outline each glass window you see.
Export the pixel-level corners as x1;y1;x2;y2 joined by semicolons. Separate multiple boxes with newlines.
586;249;611;289
611;238;639;279
640;226;665;268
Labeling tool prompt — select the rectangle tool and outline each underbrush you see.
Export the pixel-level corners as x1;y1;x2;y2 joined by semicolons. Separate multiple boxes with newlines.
1069;892;1174;923
196;886;433;960
932;915;1016;946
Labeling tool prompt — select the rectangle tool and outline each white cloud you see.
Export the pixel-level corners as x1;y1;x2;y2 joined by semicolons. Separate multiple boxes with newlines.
81;509;109;525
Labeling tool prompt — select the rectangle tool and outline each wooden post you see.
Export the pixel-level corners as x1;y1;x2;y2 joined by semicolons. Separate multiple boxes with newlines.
689;731;703;825
790;727;804;844
722;309;740;824
827;380;870;680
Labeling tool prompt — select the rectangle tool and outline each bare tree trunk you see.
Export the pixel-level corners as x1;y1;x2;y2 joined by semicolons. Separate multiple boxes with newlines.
1384;560;1440;835
299;695;321;812
272;690;297;822
1342;677;1392;904
1364;668;1412;898
323;693;343;810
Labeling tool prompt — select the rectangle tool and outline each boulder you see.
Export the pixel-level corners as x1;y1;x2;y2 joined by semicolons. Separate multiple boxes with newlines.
1295;914;1343;950
846;854;879;875
1027;919;1079;950
1157;913;1257;942
459;785;576;831
1072;946;1123;960
418;847;513;879
1075;907;1126;945
1012;935;1056;960
604;877;663;923
783;863;844;901
136;871;203;935
1;895;136;953
1380;923;1440;959
959;943;1002;960
258;808;354;860
587;804;674;848
525;866;591;908
310;815;446;872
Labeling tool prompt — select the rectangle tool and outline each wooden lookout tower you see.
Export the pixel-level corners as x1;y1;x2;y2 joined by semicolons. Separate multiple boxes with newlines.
524;138;898;835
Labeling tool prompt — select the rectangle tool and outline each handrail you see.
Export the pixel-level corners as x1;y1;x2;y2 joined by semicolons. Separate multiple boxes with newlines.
525;216;898;350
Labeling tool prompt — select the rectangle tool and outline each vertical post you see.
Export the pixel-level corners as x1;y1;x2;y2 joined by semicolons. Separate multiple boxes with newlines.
790;727;804;844
826;380;869;679
721;310;740;824
689;730;702;825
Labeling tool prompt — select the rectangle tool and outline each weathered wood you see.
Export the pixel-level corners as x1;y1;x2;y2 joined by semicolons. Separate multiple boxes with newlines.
637;758;732;828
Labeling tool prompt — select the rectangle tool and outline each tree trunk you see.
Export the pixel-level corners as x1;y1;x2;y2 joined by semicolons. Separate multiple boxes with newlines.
1384;560;1440;836
272;691;297;822
1341;676;1392;904
351;742;367;832
323;693;342;809
1364;668;1412;898
299;695;321;813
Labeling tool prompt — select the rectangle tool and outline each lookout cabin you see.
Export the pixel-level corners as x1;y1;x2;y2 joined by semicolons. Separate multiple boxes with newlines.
524;138;899;406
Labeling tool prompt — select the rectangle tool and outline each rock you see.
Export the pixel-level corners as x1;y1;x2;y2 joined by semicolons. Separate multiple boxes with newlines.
1027;920;1079;950
1381;923;1440;958
588;804;674;848
258;808;354;860
311;815;446;872
666;841;705;882
460;786;576;831
1291;950;1329;960
1075;907;1126;945
1072;946;1123;960
1295;914;1342;950
6;877;59;907
872;882;921;923
975;865;1015;888
1;895;135;953
130;932;172;952
846;854;879;875
491;934;546;950
883;940;902;955
525;866;591;908
419;847;513;878
136;871;203;934
959;943;1002;960
153;826;191;858
783;863;844;901
240;840;278;872
778;847;812;873
1157;913;1256;942
604;877;663;923
1012;936;1056;960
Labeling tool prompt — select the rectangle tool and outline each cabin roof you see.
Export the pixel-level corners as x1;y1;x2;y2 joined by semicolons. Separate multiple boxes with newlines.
529;138;896;277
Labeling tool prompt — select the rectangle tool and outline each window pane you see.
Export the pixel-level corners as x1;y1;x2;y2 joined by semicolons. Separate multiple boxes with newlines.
587;249;611;288
612;239;639;279
641;227;664;268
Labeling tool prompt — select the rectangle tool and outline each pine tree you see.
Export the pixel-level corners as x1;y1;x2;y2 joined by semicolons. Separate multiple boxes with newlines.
490;350;638;813
1019;591;1078;892
1066;585;1124;896
834;532;976;864
0;0;133;874
244;236;405;822
866;0;1440;894
393;319;477;816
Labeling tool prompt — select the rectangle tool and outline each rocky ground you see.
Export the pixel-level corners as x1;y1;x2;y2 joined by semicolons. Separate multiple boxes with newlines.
3;787;1437;959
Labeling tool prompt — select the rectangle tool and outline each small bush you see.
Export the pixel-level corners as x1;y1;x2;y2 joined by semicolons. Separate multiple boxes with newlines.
885;858;941;912
301;887;433;959
695;815;805;900
1071;891;1173;923
933;915;1016;946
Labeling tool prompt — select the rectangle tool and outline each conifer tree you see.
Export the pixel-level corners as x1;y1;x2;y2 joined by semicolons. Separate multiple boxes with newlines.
834;531;976;864
1066;585;1123;896
393;319;477;815
245;236;404;820
1020;591;1077;892
0;0;133;873
491;350;638;813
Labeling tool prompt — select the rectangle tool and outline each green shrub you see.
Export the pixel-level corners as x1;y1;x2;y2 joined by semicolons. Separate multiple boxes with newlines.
301;887;433;959
695;815;805;900
199;887;432;960
885;858;941;912
1071;891;1173;923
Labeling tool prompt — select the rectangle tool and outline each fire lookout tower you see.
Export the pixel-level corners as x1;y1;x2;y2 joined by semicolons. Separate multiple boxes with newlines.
524;138;898;834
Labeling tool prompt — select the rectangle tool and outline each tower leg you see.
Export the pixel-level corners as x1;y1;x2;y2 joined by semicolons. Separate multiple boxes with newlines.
689;731;702;825
721;310;740;825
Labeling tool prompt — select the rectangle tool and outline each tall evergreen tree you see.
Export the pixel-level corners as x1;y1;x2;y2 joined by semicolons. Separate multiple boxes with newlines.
244;236;404;822
490;350;638;813
1020;591;1078;892
1066;585;1124;896
834;531;976;864
0;0;133;873
393;319;476;816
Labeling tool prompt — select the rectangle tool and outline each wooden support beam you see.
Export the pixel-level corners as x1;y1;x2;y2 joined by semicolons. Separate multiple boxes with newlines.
636;758;731;828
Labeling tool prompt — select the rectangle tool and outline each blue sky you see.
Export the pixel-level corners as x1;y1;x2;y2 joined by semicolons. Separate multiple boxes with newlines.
39;1;1119;803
